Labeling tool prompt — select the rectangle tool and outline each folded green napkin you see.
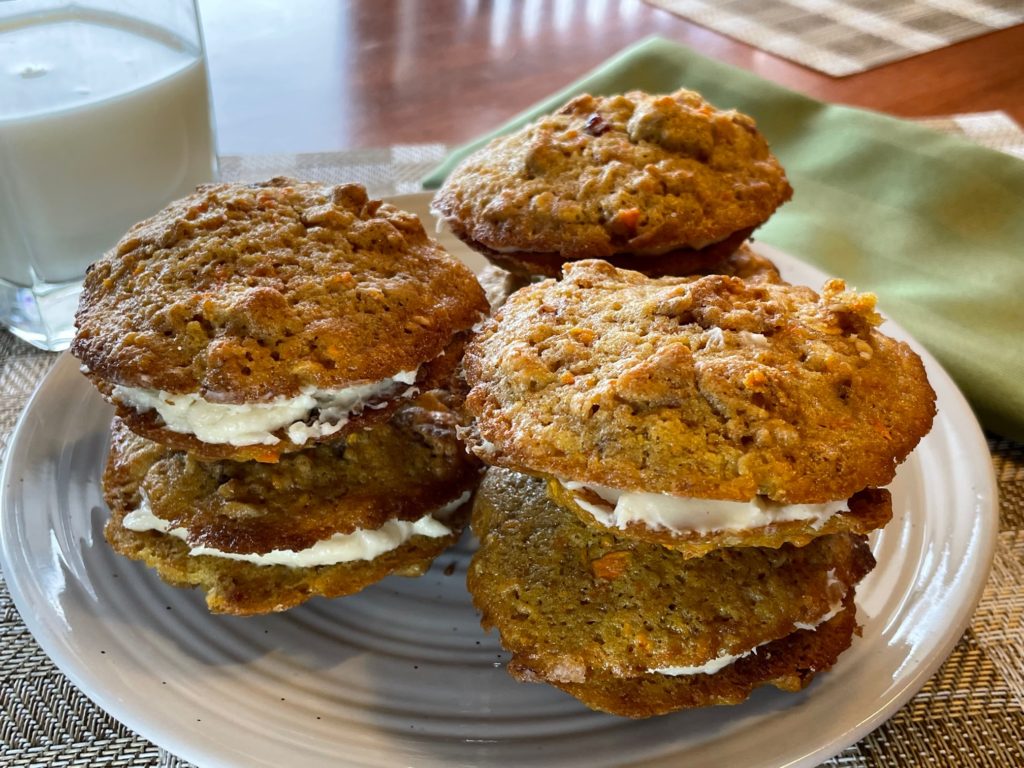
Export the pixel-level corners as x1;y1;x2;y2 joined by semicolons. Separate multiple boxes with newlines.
424;36;1024;441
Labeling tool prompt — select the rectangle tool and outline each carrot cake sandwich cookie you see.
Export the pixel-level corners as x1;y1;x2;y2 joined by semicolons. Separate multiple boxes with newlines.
103;393;481;615
74;178;489;613
73;178;489;463
432;89;792;278
469;468;873;717
461;260;936;715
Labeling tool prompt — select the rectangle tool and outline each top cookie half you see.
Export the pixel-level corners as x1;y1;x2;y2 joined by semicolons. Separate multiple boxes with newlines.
72;179;488;459
432;89;792;276
463;260;936;504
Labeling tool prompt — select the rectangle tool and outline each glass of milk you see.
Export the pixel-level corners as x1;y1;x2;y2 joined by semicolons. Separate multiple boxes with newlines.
0;0;217;350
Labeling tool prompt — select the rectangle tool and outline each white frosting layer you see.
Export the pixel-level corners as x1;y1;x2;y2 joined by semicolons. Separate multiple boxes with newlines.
560;481;847;535
122;490;469;568
653;580;847;677
654;651;746;677
111;368;419;447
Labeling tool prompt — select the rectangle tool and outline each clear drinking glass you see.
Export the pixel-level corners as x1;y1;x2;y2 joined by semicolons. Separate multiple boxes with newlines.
0;0;217;350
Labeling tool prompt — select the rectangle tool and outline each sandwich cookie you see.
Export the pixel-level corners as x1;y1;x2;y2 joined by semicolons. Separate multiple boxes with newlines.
432;89;792;278
74;178;488;462
102;393;481;615
462;260;935;554
468;468;874;717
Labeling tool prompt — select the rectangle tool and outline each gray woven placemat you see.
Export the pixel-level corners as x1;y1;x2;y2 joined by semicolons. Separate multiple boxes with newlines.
645;0;1024;77
1;122;1022;767
218;144;449;195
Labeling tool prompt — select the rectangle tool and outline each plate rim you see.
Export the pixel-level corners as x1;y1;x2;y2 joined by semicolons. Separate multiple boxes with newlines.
0;191;1000;768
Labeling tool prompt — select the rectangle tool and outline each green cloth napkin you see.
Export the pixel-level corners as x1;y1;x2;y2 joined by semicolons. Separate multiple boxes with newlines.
423;36;1024;441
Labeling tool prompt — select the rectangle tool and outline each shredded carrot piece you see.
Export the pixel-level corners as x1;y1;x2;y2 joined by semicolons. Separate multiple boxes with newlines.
615;207;642;233
591;551;632;580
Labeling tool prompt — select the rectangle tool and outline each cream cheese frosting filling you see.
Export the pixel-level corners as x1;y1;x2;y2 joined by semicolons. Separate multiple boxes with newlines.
111;368;419;447
652;578;847;677
122;490;470;568
559;480;847;535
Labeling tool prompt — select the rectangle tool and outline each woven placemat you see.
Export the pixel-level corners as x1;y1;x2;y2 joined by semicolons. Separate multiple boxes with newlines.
645;0;1024;77
1;118;1021;767
218;144;449;195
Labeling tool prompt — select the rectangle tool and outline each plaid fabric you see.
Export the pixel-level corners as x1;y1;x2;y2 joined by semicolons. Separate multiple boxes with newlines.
1;115;1022;766
644;0;1024;76
916;111;1024;160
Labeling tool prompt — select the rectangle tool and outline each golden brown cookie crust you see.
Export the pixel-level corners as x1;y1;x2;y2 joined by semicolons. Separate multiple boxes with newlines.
432;90;792;262
532;593;859;717
464;261;936;503
467;468;874;682
73;178;488;402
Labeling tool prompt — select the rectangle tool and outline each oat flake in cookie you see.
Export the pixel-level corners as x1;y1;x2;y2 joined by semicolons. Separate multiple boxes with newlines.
73;178;488;462
432;89;792;277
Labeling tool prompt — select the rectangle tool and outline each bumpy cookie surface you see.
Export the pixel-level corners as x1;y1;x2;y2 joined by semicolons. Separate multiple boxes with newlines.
432;89;791;269
74;178;488;401
464;261;936;503
467;469;874;682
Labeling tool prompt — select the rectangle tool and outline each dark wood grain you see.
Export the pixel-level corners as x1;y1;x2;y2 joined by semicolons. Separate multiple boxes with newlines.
197;0;1024;155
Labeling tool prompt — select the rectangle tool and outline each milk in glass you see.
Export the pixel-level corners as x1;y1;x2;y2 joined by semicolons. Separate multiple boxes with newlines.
0;4;217;349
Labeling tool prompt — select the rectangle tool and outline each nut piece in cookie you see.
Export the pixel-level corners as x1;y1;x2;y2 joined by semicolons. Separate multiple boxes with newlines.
432;89;792;277
74;178;488;462
467;468;874;716
102;392;481;615
462;260;935;550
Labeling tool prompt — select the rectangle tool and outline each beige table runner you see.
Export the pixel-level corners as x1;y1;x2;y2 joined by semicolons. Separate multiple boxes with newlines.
1;118;1021;767
645;0;1024;76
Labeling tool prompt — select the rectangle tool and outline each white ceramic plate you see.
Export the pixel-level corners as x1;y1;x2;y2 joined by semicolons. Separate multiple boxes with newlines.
0;193;997;768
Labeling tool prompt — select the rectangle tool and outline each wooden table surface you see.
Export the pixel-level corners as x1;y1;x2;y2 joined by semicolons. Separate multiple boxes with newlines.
197;0;1024;156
